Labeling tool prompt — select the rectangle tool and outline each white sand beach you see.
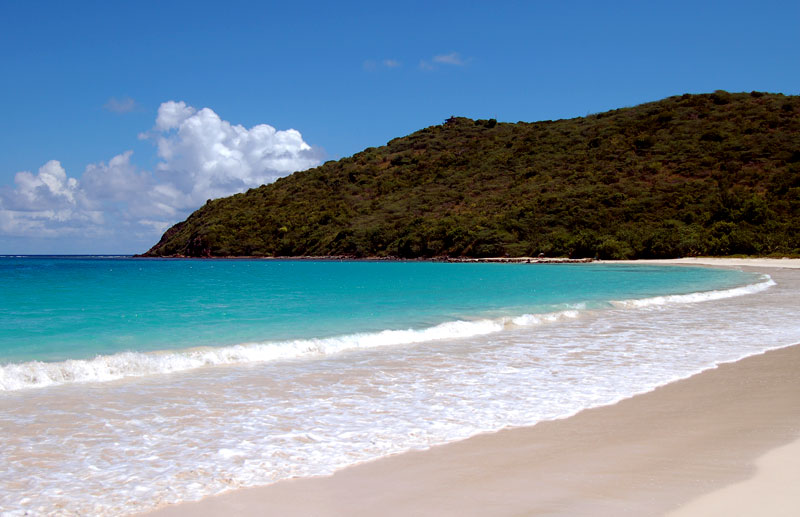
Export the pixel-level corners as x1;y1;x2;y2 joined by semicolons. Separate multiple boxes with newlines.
605;257;800;269
147;259;800;516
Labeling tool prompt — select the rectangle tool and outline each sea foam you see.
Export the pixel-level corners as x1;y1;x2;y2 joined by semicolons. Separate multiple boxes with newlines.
611;275;775;308
0;276;775;392
2;270;797;517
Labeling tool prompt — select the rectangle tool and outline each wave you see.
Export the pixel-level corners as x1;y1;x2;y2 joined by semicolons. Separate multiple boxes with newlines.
611;275;775;308
0;277;775;391
0;311;579;392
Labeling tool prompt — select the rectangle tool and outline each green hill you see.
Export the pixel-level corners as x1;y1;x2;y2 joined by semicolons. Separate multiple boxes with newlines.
143;91;800;259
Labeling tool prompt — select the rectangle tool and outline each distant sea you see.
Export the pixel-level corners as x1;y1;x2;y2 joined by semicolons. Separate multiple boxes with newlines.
1;257;798;515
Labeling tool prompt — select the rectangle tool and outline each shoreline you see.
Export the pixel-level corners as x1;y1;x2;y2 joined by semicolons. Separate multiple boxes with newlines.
600;257;800;269
147;343;800;517
133;254;595;263
146;260;800;516
133;253;800;267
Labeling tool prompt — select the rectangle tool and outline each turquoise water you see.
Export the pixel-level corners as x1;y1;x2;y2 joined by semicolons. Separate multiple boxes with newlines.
0;257;754;363
3;256;798;515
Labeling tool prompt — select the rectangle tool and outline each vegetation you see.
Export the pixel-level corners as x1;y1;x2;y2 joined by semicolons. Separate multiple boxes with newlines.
144;91;800;259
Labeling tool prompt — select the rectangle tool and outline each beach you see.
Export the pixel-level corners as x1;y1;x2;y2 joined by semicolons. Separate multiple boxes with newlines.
2;257;797;514
146;258;800;517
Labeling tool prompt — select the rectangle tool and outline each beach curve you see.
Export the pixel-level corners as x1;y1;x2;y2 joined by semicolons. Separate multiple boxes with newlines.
144;259;800;516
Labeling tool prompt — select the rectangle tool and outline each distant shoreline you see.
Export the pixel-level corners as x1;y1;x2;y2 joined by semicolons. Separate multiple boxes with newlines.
9;254;799;269
133;254;595;263
132;254;800;268
600;257;800;269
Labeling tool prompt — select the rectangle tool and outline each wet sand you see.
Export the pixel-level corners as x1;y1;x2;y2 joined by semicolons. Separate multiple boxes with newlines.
147;261;800;517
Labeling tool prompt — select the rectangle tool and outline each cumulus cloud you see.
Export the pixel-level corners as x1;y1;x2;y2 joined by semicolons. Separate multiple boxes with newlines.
103;96;138;114
11;160;79;209
1;101;321;249
0;160;102;237
149;101;322;210
82;151;151;202
154;100;196;131
383;59;401;68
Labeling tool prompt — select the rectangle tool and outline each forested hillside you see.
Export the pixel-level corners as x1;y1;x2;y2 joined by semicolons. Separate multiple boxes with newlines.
144;91;800;259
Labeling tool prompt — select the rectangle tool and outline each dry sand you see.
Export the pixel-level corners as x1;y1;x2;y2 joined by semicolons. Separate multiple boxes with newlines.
668;437;800;517
148;260;800;517
604;257;800;269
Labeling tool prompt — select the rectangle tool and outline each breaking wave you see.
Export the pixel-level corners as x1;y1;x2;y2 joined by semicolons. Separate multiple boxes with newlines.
0;276;774;391
611;275;775;308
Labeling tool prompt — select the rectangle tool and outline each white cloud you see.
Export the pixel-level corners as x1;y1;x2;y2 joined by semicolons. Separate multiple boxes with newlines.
103;96;138;114
0;160;103;237
82;151;151;203
0;102;322;250
12;160;79;208
420;52;469;70
433;52;465;66
150;101;321;210
364;59;402;71
155;100;196;131
80;150;176;225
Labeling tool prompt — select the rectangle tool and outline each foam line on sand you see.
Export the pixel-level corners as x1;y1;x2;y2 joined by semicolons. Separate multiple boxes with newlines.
146;341;800;516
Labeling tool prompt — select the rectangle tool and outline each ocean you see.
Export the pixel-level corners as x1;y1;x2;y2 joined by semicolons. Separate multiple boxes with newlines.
1;257;798;515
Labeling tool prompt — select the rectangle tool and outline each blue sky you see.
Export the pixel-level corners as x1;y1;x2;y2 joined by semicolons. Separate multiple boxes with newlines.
1;0;798;254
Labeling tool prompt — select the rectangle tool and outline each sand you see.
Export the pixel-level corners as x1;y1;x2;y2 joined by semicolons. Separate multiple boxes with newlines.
603;257;800;269
147;260;800;517
668;437;800;517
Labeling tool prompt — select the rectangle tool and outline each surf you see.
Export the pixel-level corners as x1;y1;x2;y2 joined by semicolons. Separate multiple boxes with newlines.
0;275;774;391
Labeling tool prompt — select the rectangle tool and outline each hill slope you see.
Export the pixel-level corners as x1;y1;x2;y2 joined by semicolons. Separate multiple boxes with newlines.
144;91;800;259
